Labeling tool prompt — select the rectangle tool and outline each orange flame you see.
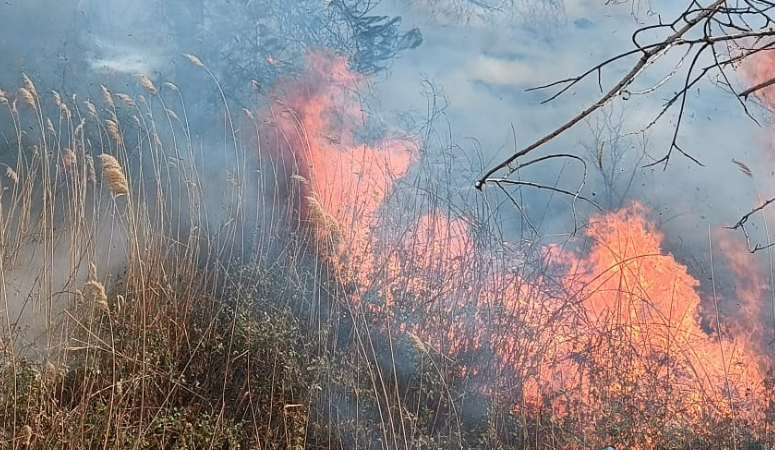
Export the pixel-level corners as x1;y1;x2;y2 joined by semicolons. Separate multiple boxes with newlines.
260;51;769;445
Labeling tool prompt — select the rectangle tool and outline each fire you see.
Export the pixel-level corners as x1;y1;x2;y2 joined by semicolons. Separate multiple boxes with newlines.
260;51;769;445
258;50;414;284
557;203;764;421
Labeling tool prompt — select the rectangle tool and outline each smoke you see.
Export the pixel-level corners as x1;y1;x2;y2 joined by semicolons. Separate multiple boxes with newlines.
2;0;775;443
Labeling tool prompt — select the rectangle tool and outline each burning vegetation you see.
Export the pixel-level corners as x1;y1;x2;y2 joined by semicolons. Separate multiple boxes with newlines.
2;2;775;450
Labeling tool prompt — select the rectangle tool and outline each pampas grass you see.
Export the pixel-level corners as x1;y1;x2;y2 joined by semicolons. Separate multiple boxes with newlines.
99;153;129;196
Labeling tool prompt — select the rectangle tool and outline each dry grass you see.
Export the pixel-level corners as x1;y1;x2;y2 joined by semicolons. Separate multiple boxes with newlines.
0;66;769;450
99;154;129;196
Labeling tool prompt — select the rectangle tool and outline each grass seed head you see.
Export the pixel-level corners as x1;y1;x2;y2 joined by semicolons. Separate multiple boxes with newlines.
5;166;18;184
19;87;35;108
183;53;205;68
99;153;129;196
136;74;158;95
100;85;115;108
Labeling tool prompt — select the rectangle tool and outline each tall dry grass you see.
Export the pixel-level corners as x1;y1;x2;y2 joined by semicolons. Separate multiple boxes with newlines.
0;59;769;450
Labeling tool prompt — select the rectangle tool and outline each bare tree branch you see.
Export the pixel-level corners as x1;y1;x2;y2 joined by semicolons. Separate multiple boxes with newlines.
475;0;775;192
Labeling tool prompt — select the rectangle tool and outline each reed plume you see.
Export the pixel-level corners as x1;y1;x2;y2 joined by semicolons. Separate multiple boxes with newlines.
5;166;18;184
85;155;96;183
100;85;115;108
183;53;205;68
84;262;109;311
19;87;35;108
105;119;121;144
99;153;129;196
136;74;158;95
85;99;98;118
116;93;136;107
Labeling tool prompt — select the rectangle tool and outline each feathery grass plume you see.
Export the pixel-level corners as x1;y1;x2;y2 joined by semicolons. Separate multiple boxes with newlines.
116;93;136;107
84;99;98;118
5;166;18;184
152;131;162;149
136;74;158;95
100;85;115;108
21;424;32;446
61;148;77;174
51;90;62;107
242;108;255;120
99;153;129;196
59;102;70;119
84;280;109;311
290;174;308;184
42;361;57;384
165;108;180;122
0;87;7;105
138;94;146;104
306;195;342;244
22;73;37;97
131;115;141;127
74;118;86;136
227;171;240;187
84;262;109;311
85;155;96;183
163;81;179;92
45;117;55;135
105;119;121;144
408;332;427;354
18;87;35;108
183;53;205;68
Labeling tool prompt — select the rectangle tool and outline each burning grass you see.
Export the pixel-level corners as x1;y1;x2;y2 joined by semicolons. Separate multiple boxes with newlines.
0;53;772;450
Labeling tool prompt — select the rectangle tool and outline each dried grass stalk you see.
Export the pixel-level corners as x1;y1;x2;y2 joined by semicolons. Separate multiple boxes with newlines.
99;154;129;196
0;88;7;105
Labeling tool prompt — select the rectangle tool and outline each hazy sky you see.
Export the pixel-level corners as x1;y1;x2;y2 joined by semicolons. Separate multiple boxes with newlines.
0;0;772;244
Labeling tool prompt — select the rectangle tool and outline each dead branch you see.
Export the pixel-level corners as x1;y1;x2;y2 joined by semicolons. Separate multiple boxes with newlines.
475;0;775;190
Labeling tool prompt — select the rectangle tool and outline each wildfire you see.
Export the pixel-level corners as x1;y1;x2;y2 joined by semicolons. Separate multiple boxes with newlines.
259;50;769;445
